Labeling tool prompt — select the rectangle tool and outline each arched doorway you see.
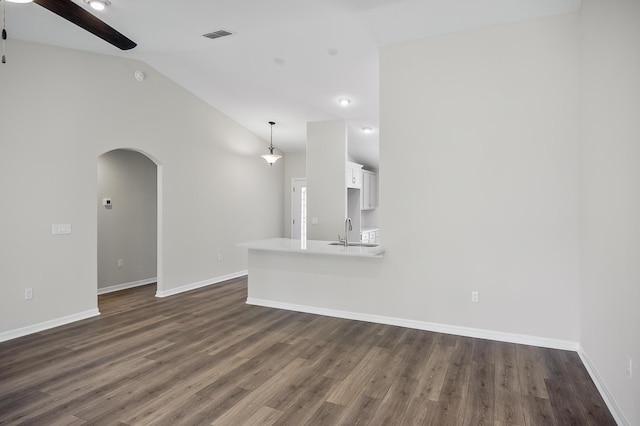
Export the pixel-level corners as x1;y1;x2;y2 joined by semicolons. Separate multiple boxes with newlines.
97;149;162;298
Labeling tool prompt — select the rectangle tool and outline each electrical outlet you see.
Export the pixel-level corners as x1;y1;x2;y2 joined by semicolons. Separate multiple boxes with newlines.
217;253;222;262
471;291;479;302
117;259;123;268
627;357;633;378
25;288;33;300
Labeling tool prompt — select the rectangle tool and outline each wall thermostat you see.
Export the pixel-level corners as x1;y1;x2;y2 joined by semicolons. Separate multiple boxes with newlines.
102;198;112;207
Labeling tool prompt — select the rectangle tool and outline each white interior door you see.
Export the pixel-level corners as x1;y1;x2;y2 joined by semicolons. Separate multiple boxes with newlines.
291;178;307;240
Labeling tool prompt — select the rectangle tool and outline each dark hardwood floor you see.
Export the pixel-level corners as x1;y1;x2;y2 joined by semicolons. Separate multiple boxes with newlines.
0;277;616;425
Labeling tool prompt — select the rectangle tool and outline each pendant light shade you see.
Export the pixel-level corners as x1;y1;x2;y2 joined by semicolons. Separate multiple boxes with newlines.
261;121;282;165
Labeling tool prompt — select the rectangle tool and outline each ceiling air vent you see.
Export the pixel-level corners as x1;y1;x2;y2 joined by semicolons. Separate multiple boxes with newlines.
203;30;234;40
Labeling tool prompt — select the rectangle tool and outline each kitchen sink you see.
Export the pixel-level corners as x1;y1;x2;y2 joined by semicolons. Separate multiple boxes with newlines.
328;242;379;247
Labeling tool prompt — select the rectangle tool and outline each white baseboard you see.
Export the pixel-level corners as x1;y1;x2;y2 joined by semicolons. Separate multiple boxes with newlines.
0;309;100;343
98;278;157;295
155;271;248;298
578;346;629;426
245;297;578;351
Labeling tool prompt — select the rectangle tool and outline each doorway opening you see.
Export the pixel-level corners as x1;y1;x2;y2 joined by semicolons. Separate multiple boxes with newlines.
97;149;162;302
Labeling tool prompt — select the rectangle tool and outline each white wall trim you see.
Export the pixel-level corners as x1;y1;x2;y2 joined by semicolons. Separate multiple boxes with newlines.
98;278;157;295
0;309;100;343
246;297;578;351
155;271;248;298
578;345;629;426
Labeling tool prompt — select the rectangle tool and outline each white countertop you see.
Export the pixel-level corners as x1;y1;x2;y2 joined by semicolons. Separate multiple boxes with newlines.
361;227;380;233
238;238;384;258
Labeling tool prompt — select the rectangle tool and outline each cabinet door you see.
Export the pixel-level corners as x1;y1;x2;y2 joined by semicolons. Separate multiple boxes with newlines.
361;171;376;210
370;172;378;208
346;162;362;189
361;171;368;208
351;166;361;188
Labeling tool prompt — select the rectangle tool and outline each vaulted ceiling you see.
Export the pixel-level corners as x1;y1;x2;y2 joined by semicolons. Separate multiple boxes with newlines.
4;0;581;168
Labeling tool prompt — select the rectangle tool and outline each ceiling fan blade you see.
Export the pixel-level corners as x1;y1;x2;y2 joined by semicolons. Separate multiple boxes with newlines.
33;0;136;50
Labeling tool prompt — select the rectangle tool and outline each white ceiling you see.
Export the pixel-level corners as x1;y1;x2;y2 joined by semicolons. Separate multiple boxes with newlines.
4;0;581;168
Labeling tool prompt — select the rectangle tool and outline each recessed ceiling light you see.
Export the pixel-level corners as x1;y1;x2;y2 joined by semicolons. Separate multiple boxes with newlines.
362;127;373;134
338;98;351;106
83;0;110;11
6;0;33;3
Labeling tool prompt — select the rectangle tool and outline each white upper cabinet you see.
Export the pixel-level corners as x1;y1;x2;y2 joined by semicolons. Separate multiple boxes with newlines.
360;170;378;210
346;161;363;189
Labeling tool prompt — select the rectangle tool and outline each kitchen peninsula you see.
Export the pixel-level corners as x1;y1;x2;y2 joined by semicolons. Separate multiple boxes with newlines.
238;238;384;318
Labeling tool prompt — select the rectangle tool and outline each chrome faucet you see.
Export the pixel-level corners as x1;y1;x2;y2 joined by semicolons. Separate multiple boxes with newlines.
344;217;352;247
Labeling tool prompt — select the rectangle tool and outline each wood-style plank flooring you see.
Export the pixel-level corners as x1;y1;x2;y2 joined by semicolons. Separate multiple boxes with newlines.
0;277;616;425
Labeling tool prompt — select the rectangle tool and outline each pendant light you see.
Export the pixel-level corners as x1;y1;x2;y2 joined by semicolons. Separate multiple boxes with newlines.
261;121;282;165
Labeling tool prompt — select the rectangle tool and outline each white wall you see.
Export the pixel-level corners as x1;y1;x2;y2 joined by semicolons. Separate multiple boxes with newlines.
306;120;347;240
579;1;640;424
97;149;157;290
283;151;306;238
0;40;283;336
378;13;581;341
